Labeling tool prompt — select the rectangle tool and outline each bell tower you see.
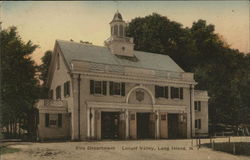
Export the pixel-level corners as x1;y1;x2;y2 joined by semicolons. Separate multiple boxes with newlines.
105;11;135;57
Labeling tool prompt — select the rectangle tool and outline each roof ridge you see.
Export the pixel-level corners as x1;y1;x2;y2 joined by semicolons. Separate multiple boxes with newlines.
56;39;107;48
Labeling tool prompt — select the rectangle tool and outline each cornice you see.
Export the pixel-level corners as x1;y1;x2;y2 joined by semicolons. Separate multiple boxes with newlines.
71;71;197;86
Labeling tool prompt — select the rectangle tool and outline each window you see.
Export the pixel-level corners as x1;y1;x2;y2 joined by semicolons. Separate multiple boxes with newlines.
56;86;61;100
64;81;70;97
195;119;201;129
195;101;201;111
109;81;125;96
90;80;107;95
57;53;60;70
49;90;53;99
155;85;168;98
170;87;183;99
119;25;124;37
45;113;62;128
114;25;118;36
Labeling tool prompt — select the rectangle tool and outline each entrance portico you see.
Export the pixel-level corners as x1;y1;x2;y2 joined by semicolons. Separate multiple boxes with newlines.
86;86;188;140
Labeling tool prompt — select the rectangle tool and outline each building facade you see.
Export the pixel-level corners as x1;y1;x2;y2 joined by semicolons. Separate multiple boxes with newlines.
36;11;209;140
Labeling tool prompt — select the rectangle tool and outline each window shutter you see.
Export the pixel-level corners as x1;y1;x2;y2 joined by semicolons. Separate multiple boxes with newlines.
58;114;62;127
110;81;114;95
171;87;174;99
102;81;107;95
45;113;49;127
164;86;168;98
155;86;159;98
90;80;94;94
180;87;183;99
68;81;70;96
59;86;61;99
64;83;66;97
121;82;125;96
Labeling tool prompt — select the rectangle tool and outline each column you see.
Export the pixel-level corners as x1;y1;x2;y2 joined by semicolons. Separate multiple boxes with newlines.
91;108;95;139
71;74;80;140
156;110;160;139
191;85;195;137
87;107;90;139
125;109;129;139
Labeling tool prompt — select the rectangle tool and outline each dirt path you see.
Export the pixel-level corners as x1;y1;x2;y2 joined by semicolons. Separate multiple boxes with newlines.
1;137;249;160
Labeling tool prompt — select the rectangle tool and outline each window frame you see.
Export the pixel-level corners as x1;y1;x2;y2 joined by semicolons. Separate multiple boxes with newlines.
195;119;201;129
110;81;125;96
194;101;201;111
90;80;107;95
155;85;168;98
170;87;183;99
45;113;63;128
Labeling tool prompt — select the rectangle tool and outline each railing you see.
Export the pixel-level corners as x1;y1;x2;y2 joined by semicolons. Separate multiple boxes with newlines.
36;99;67;108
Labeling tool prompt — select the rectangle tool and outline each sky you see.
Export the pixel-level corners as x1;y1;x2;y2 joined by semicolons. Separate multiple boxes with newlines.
1;1;249;64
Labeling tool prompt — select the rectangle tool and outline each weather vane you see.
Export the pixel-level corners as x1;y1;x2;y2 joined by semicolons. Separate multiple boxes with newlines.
114;0;119;11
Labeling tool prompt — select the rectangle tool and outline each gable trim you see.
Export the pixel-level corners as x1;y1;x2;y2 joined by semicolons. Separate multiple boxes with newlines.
46;40;72;88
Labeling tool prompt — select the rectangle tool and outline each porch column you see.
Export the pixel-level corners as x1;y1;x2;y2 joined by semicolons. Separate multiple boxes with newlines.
156;110;160;139
191;85;195;138
91;108;95;138
125;109;129;139
87;107;90;139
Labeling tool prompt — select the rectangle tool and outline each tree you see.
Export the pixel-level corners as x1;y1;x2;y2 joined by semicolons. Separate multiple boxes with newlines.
0;26;39;138
38;50;52;99
127;13;250;131
39;50;52;85
126;13;197;71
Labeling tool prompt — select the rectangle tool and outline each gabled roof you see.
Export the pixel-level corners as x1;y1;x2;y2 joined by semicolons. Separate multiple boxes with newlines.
56;40;184;73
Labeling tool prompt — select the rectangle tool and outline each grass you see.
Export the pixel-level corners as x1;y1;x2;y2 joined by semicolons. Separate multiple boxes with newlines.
202;142;250;156
0;146;20;155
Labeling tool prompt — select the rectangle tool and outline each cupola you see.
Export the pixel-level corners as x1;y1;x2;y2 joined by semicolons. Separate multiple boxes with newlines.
105;11;135;57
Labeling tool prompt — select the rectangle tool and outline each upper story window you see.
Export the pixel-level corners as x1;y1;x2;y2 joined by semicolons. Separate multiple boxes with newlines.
195;119;201;129
110;81;125;96
49;89;53;99
170;87;183;99
56;86;61;100
155;86;168;98
57;53;60;70
90;80;107;95
64;81;70;97
195;101;201;111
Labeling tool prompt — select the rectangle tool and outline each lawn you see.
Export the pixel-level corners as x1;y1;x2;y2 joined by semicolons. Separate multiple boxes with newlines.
0;146;20;155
